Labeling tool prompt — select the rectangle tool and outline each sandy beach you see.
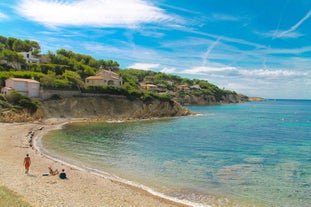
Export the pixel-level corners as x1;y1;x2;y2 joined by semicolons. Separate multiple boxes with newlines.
0;119;193;207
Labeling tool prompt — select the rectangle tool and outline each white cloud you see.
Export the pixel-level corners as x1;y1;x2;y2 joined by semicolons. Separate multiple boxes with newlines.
256;30;303;39
181;66;307;80
265;46;311;55
15;0;172;28
161;67;176;73
239;69;302;78
179;66;311;99
182;66;237;76
128;63;160;70
0;11;8;19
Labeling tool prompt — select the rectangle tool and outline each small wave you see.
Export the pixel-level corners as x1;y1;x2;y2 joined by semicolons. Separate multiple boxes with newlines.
106;120;125;123
33;126;211;207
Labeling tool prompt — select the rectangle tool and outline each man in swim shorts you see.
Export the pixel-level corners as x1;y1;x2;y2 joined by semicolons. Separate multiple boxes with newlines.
23;154;31;174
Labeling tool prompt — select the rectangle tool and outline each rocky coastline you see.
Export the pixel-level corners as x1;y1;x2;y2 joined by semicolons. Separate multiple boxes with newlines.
0;94;264;123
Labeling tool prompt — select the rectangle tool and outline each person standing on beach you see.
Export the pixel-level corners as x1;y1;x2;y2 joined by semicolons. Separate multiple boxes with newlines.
23;154;31;174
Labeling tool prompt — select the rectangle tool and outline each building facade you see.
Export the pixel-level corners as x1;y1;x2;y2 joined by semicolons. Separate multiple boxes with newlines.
1;78;40;97
85;70;123;86
18;51;40;64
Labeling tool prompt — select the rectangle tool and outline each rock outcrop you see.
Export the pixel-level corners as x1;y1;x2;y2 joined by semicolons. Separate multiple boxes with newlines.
175;93;250;105
1;94;264;122
0;109;44;123
39;96;191;120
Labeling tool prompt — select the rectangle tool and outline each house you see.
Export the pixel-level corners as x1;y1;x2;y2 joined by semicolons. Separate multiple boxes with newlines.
18;51;40;64
190;84;201;90
1;78;40;98
0;51;40;70
85;70;123;86
176;84;190;91
140;83;158;90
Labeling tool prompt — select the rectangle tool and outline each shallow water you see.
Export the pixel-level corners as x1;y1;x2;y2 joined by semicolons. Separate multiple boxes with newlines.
42;100;311;207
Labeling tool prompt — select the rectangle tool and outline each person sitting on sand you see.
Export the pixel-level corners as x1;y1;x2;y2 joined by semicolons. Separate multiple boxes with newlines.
59;169;67;179
48;167;59;176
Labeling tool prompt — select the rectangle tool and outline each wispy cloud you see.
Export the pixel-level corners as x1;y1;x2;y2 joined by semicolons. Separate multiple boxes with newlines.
128;63;160;70
256;30;303;39
0;11;8;19
260;9;311;39
181;65;307;79
161;67;176;73
202;37;222;65
138;29;165;38
240;69;304;78
185;28;267;49
277;9;311;38
210;13;240;21
265;45;311;55
181;66;238;77
15;0;173;28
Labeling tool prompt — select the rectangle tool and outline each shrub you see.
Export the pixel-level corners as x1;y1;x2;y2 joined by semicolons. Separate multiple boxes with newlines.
0;94;7;101
7;91;38;113
49;94;62;100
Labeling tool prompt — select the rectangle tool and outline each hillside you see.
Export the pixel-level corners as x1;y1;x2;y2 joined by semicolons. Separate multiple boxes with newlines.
0;35;260;122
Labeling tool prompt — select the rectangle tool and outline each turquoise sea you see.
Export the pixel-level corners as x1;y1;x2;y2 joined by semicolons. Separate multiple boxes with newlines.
42;100;311;207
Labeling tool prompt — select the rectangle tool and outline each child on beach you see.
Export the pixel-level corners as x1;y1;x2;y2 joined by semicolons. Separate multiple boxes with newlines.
59;169;67;179
23;154;31;174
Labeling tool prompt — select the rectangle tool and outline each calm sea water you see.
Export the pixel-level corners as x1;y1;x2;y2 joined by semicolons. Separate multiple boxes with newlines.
42;100;311;207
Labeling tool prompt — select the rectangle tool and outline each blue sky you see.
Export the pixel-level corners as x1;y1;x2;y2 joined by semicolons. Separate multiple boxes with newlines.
0;0;311;99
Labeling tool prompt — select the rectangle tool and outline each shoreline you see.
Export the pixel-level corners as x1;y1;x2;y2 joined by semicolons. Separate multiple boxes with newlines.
0;118;208;207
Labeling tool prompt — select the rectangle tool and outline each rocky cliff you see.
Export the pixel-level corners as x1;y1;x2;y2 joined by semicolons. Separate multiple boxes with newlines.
1;94;263;122
175;93;250;105
39;96;191;120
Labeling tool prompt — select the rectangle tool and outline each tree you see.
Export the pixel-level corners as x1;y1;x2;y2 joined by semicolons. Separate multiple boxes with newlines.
40;71;58;88
27;40;40;51
105;60;120;70
62;70;84;89
7;91;38;113
6;37;17;50
0;43;5;52
0;36;7;49
32;48;40;56
0;49;26;69
12;39;28;52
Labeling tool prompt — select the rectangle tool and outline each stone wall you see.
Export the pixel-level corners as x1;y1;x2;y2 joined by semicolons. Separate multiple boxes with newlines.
39;88;81;100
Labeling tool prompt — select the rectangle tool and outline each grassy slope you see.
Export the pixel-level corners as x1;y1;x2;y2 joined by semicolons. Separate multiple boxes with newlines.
0;185;33;207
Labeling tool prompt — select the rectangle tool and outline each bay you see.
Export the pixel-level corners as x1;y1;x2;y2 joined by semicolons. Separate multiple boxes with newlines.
42;100;311;207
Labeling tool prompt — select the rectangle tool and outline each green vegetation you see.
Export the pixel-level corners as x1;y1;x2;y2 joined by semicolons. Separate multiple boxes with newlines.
0;35;242;106
0;71;44;86
47;49;119;79
119;69;237;101
0;185;33;207
0;36;40;70
0;91;39;113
